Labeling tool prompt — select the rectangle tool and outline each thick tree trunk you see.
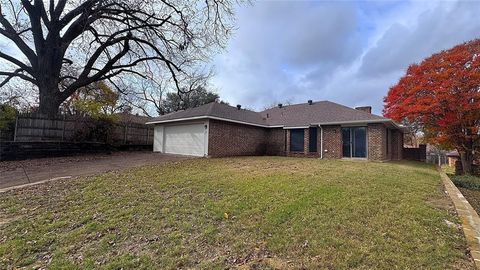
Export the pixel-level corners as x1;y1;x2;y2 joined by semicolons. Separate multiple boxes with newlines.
459;150;474;175
38;87;62;116
36;39;65;117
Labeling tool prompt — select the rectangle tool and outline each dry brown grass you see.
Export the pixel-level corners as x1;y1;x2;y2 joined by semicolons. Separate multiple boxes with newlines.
0;157;474;269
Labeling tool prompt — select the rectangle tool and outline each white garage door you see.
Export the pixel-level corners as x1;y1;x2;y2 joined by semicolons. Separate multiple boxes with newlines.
164;124;206;156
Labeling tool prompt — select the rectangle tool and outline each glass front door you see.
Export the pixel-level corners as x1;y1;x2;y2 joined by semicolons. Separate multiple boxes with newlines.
342;127;367;158
342;128;351;157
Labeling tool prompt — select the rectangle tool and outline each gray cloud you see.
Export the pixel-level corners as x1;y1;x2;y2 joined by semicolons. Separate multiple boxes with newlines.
359;1;480;78
212;0;480;115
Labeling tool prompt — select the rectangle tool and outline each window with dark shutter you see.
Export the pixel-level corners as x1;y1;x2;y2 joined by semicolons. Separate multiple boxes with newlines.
309;127;317;152
290;129;304;152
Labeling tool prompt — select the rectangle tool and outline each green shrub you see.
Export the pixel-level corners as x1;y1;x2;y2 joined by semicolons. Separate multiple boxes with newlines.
451;175;480;190
0;104;16;129
72;117;117;144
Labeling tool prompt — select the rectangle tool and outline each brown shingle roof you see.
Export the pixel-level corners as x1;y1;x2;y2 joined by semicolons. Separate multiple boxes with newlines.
146;101;390;127
147;102;268;126
261;101;386;127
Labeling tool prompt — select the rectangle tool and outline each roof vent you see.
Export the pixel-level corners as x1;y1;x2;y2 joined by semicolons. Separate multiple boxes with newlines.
355;106;372;114
236;104;241;110
308;100;313;105
278;103;283;108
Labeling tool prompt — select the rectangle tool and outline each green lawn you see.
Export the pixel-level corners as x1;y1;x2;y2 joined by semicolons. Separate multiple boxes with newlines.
0;157;474;269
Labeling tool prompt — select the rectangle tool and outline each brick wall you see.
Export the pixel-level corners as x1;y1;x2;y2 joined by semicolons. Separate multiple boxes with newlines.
316;127;322;157
207;119;400;160
208;119;267;157
367;123;387;161
266;128;285;156
304;128;309;154
322;125;342;159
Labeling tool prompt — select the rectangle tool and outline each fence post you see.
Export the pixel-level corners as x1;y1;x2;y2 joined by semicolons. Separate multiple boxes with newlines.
13;115;18;142
124;124;127;144
41;115;46;140
146;128;149;144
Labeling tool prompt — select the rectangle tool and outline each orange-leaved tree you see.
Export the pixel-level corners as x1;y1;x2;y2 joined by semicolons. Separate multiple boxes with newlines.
384;39;480;174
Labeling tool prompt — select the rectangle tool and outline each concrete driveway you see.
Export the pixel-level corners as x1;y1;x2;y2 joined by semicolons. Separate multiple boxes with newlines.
0;151;193;190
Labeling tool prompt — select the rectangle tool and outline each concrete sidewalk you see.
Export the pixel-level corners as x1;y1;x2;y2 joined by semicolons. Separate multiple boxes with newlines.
0;152;192;190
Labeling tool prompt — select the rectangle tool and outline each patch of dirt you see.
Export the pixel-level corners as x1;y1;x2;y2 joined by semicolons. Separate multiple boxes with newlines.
428;197;456;213
0;153;114;172
232;246;293;270
459;187;480;215
0;217;16;227
238;257;293;270
427;185;457;215
451;253;478;270
225;158;316;178
1;151;190;190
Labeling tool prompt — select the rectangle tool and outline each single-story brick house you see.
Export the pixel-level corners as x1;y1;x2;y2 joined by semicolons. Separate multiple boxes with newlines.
146;100;404;160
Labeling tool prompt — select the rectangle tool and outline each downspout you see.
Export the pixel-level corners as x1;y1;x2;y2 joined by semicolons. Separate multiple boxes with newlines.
320;125;323;159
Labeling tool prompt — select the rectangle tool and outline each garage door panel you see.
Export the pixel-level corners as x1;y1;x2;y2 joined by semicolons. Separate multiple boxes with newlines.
164;124;205;156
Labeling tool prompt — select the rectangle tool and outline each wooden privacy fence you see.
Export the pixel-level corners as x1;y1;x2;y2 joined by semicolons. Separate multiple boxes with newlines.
0;129;14;142
403;144;427;162
13;113;153;145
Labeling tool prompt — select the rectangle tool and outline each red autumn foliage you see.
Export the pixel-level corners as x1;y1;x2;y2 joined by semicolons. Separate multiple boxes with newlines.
383;39;480;174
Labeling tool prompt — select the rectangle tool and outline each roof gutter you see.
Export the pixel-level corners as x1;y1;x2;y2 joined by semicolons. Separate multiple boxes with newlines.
312;119;405;131
146;115;282;128
282;126;310;129
146;115;405;131
146;116;208;125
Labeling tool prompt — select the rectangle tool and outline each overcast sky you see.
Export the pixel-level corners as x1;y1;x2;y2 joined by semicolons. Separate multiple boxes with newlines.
211;0;480;115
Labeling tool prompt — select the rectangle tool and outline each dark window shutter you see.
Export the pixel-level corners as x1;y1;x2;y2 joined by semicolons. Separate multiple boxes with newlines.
309;127;317;152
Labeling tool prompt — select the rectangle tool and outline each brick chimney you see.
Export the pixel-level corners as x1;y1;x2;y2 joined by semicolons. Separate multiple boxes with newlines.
236;104;241;110
355;106;372;114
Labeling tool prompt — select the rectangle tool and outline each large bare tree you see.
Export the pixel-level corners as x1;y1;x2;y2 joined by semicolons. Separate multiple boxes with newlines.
118;69;214;116
0;0;236;115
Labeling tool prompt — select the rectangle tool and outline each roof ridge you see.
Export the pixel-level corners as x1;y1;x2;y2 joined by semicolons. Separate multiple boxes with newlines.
215;101;263;115
206;102;216;116
323;100;385;119
260;100;330;112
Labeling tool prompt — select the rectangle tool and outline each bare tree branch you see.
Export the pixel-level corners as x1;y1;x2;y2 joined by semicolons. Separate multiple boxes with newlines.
0;51;32;73
0;0;237;115
0;68;36;87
